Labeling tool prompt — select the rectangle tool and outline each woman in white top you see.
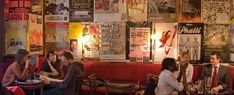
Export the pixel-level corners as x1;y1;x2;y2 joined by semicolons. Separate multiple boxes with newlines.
155;58;186;95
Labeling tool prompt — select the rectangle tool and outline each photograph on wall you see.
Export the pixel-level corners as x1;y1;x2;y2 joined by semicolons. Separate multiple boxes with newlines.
28;14;43;54
45;22;69;42
31;0;43;15
95;0;119;13
178;0;201;22
5;21;28;54
178;23;204;63
69;0;93;22
45;0;69;22
148;0;176;22
100;22;126;60
201;0;230;24
230;24;234;63
129;28;150;62
120;0;148;21
203;24;229;63
154;23;178;63
5;0;31;20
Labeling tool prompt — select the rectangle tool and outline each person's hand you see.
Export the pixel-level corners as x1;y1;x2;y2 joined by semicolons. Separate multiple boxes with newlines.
25;59;30;68
41;76;50;84
211;86;220;93
180;64;186;73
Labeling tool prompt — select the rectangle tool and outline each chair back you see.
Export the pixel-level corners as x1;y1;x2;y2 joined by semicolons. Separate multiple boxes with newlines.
144;74;158;95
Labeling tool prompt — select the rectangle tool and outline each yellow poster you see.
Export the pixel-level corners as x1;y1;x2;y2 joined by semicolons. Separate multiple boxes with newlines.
69;22;83;39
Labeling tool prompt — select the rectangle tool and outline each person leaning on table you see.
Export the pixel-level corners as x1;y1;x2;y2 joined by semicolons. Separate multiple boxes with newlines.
155;58;187;95
41;51;84;95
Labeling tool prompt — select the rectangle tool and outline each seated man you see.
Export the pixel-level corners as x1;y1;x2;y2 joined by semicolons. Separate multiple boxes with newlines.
200;52;230;93
155;58;186;95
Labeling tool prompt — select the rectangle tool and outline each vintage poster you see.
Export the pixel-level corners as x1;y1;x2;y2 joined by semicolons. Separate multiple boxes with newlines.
95;0;119;13
129;28;150;62
201;0;230;24
5;21;28;54
100;22;126;60
31;0;43;15
45;0;69;22
70;39;82;61
120;0;148;21
5;0;31;20
178;0;201;22
154;23;178;63
45;22;69;42
69;22;83;39
28;14;43;54
230;24;234;63
178;23;204;63
82;23;101;60
148;0;176;22
203;24;229;63
69;0;93;22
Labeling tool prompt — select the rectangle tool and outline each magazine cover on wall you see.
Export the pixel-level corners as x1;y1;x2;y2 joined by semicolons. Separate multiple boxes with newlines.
31;0;43;15
69;0;93;22
28;14;43;54
100;21;126;60
5;21;28;54
129;28;150;62
148;0;176;22
5;0;31;20
82;23;101;61
201;0;230;24
230;24;234;63
203;24;229;63
120;0;148;21
178;23;204;64
178;0;201;22
153;23;178;63
45;0;69;22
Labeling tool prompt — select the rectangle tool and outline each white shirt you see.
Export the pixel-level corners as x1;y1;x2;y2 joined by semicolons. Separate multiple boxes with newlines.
155;70;184;95
174;63;193;83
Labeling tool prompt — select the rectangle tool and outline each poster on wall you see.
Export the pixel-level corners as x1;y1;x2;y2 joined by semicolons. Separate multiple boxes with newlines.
231;0;234;22
69;0;93;22
45;0;69;22
203;24;229;63
100;22;126;60
95;0;119;13
178;23;204;63
129;28;150;62
201;0;230;24
154;23;178;63
178;0;201;22
120;0;148;21
31;0;43;15
5;0;31;20
45;22;69;42
148;0;176;22
70;39;82;61
230;24;234;63
69;22;83;39
28;14;43;54
5;21;28;54
45;42;70;53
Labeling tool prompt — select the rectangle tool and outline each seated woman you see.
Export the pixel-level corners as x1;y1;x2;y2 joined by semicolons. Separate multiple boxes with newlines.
155;58;186;95
40;50;62;78
2;49;30;86
174;52;193;83
41;51;84;95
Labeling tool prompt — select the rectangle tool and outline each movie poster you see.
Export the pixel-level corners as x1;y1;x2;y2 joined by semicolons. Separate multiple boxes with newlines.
5;0;31;20
154;23;178;63
31;0;43;15
45;0;69;22
82;23;101;60
201;0;230;24
178;0;201;22
203;24;229;63
230;24;234;63
148;0;176;22
129;28;150;62
28;14;43;54
5;21;28;54
95;0;119;13
69;0;93;22
178;23;204;63
120;0;148;21
100;22;126;60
